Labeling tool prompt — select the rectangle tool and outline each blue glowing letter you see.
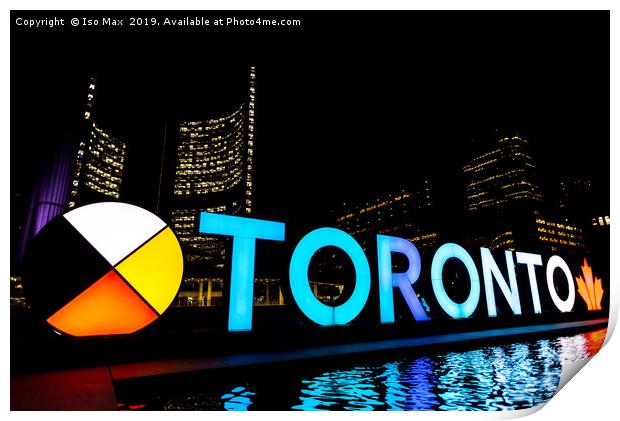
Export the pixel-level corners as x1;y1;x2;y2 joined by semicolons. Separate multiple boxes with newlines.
480;248;521;317
377;235;429;323
430;243;480;318
289;228;371;326
199;212;285;332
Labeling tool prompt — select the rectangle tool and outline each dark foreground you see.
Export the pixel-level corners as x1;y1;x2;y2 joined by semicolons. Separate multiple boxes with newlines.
11;319;607;410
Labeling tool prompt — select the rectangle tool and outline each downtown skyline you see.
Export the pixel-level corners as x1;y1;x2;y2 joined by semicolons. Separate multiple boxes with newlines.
11;10;609;258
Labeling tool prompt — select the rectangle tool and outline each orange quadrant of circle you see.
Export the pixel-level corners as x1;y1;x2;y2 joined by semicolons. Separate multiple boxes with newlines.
115;226;183;315
47;270;159;337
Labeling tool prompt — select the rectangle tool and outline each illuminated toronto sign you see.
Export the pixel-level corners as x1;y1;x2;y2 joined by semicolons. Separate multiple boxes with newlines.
27;204;604;337
199;212;604;332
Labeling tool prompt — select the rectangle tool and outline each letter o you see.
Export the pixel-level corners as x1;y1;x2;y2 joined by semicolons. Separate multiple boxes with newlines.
431;243;481;318
546;255;575;312
289;228;371;326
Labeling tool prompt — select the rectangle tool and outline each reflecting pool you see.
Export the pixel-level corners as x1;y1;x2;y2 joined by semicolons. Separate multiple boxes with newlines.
136;328;607;411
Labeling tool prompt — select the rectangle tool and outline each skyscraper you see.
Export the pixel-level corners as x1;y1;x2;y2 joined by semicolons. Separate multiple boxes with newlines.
463;133;586;254
67;122;126;208
463;135;543;214
463;134;543;250
68;77;127;208
168;66;256;306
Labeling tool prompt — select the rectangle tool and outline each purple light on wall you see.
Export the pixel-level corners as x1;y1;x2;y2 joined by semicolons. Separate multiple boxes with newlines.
33;145;73;234
18;143;75;261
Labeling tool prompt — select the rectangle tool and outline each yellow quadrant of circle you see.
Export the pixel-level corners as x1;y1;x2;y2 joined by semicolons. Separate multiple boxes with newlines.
115;227;183;314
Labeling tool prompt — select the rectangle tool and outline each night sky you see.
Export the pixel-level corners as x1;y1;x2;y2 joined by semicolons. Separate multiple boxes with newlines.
11;11;610;229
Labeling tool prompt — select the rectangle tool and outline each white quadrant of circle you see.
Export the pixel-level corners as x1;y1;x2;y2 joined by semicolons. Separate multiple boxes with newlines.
63;202;167;265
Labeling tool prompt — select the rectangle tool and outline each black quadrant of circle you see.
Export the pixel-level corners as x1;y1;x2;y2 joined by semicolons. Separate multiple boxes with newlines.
24;214;113;320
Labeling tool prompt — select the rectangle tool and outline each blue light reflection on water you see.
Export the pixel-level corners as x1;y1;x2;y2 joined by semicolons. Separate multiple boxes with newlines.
433;341;560;410
156;328;606;411
291;329;603;410
294;367;385;410
382;357;440;410
221;386;255;411
290;329;604;411
288;340;562;411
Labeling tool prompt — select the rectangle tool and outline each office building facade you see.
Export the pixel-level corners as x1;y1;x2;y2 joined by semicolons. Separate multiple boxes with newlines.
314;181;439;305
332;180;438;253
463;134;544;251
535;217;585;252
68;122;126;208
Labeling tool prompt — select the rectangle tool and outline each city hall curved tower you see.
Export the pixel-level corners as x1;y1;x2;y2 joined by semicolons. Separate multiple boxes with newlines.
169;66;256;305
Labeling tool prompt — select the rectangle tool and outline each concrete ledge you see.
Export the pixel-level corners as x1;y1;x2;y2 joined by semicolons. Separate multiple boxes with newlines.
110;318;609;381
11;367;117;411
